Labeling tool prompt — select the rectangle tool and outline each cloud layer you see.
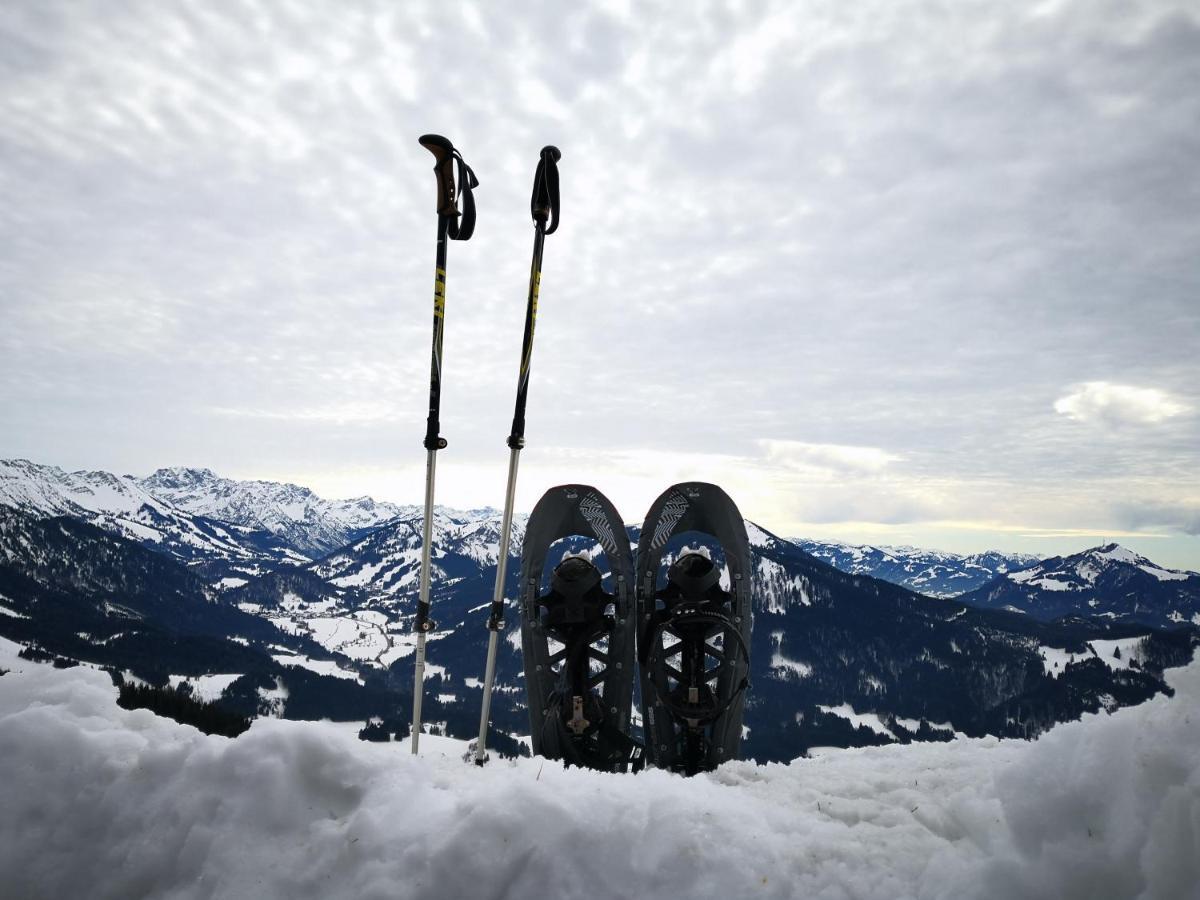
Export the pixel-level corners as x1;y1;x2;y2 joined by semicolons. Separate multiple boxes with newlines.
1054;382;1190;426
1;0;1198;566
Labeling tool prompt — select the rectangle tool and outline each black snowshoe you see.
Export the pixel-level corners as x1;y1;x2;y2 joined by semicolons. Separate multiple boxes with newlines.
636;482;753;775
519;485;642;772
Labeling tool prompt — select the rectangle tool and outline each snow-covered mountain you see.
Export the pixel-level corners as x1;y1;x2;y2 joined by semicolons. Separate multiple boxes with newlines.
310;506;527;597
235;508;1193;760
0;459;305;578
4;458;1196;761
792;538;1038;598
0;504;475;737
139;467;413;557
958;543;1200;628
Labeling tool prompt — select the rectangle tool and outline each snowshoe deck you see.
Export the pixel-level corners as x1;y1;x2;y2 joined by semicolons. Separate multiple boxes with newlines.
519;485;641;772
636;482;752;775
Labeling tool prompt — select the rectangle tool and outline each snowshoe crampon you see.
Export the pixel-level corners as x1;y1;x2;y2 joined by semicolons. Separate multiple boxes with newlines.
637;482;752;775
520;485;641;772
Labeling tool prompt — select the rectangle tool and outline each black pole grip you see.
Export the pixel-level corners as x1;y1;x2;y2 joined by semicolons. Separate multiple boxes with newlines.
419;134;458;218
531;145;561;235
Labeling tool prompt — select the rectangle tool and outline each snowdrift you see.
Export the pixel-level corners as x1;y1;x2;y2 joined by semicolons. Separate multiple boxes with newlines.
1;653;1198;900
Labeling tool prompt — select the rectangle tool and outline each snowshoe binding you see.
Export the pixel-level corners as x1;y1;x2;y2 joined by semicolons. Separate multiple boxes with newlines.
636;482;752;775
519;485;642;772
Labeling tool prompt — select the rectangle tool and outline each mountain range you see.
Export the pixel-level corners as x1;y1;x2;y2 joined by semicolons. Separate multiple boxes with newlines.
138;466;414;558
2;458;1197;762
791;539;1039;598
959;543;1200;626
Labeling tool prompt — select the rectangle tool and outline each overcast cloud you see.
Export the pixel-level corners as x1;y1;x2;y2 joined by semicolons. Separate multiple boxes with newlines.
2;0;1198;568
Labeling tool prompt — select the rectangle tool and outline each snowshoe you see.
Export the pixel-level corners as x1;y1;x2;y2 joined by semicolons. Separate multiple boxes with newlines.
636;482;752;775
519;485;642;772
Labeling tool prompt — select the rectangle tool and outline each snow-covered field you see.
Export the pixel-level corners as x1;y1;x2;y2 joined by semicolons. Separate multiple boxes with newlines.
1;655;1198;900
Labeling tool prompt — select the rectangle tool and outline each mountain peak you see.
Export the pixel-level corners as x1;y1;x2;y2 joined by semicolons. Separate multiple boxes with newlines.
135;467;408;557
1089;543;1141;563
143;467;219;488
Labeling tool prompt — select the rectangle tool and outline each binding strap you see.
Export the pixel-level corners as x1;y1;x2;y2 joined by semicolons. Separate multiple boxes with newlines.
448;149;478;241
641;603;751;723
543;692;645;773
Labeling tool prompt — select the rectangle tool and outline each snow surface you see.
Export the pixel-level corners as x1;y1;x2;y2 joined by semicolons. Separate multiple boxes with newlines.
0;634;27;670
817;703;894;737
1027;576;1076;592
1038;638;1147;678
1095;544;1142;564
270;653;360;682
768;631;813;679
3;656;1199;899
1139;563;1190;582
166;673;243;703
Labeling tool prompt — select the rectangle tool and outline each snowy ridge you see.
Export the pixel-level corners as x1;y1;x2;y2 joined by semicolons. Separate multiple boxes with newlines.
309;507;529;598
792;537;1039;598
1002;543;1197;590
0;459;306;574
1;650;1197;899
961;543;1200;628
138;466;415;557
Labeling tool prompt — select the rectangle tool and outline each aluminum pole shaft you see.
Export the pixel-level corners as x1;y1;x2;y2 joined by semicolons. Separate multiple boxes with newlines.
474;446;521;763
410;447;439;753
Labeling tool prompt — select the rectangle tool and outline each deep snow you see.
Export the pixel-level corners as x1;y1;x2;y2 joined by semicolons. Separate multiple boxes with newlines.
1;654;1198;900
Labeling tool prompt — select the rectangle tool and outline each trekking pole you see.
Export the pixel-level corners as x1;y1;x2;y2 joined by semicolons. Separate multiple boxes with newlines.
474;145;561;764
411;134;478;754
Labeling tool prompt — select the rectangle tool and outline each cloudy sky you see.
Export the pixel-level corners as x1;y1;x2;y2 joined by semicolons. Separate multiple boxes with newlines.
2;0;1198;569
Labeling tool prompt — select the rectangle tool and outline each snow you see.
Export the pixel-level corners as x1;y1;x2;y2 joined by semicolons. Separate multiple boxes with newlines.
1095;544;1141;564
744;521;773;547
1039;644;1089;676
377;634;418;668
1088;637;1145;671
167;673;243;703
1138;563;1190;582
257;676;288;716
892;715;953;736
1028;576;1076;592
272;614;391;663
0;601;29;619
271;654;360;682
769;654;813;679
0;634;28;671
1038;638;1146;678
216;577;248;590
818;703;894;737
768;632;812;679
330;558;387;588
1;655;1199;899
757;556;813;612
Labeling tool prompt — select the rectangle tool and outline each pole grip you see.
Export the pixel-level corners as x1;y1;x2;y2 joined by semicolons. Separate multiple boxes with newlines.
531;145;561;234
419;134;458;218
